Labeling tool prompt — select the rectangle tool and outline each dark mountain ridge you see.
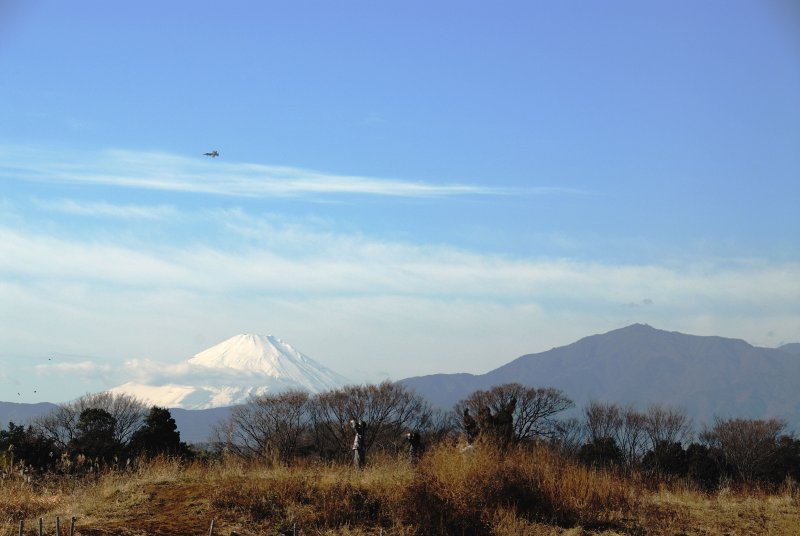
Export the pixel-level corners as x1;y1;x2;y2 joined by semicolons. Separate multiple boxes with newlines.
0;401;58;427
401;324;800;430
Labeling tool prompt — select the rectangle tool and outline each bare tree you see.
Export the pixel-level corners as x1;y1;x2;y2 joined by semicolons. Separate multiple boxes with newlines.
224;390;312;461
308;387;352;458
425;407;459;444
548;417;584;457
583;402;691;469
454;383;573;445
583;401;623;443
310;381;432;459
617;406;647;468
34;404;80;450
700;417;787;482
643;404;692;448
33;392;147;450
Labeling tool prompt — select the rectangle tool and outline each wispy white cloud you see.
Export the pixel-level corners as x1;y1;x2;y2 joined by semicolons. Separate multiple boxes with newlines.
34;360;115;386
0;146;530;199
119;357;292;386
1;221;798;307
35;360;112;374
33;198;177;220
0;226;190;286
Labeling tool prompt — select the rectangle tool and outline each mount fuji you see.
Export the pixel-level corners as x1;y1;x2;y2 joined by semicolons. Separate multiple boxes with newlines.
109;334;349;410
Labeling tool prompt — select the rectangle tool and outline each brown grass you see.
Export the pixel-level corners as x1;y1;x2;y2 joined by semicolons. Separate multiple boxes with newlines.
0;447;798;535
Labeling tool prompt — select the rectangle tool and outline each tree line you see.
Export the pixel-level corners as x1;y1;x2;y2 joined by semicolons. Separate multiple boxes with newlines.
2;382;798;489
568;400;799;488
0;392;189;474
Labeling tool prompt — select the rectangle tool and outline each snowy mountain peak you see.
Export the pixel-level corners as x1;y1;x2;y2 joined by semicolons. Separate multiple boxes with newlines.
188;333;307;375
109;333;349;410
186;333;348;393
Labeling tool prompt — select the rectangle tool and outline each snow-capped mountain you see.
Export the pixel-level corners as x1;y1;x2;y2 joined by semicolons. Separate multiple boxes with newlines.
109;334;349;409
189;334;348;391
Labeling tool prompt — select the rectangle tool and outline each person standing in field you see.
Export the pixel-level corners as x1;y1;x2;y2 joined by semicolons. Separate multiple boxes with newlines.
406;431;422;464
350;419;366;470
463;408;478;445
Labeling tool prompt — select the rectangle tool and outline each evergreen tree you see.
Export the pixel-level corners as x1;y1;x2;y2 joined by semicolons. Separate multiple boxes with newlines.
642;440;688;477
763;435;800;484
578;437;623;468
686;443;720;490
70;408;120;463
129;407;189;458
0;422;59;471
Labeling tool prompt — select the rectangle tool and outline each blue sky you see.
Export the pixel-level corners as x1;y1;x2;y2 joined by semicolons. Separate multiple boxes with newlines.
1;1;798;404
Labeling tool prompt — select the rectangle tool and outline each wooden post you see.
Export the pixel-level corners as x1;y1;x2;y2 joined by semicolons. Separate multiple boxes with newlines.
56;516;61;536
38;517;43;536
17;519;23;536
70;516;76;536
207;518;214;536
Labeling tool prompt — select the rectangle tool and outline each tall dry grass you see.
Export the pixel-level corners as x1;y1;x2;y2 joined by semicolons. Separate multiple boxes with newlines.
1;446;798;535
409;443;637;533
0;476;65;526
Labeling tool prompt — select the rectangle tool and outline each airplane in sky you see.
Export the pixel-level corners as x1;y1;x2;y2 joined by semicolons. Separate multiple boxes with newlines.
203;150;219;158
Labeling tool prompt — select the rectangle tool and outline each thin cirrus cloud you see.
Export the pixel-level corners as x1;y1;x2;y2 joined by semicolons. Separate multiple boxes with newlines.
0;146;527;199
35;360;107;373
32;198;177;220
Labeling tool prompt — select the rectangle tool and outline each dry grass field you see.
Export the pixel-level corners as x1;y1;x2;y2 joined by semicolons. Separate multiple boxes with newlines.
1;445;798;535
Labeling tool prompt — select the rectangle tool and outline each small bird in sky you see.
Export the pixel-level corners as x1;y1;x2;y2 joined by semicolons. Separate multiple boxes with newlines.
203;150;219;158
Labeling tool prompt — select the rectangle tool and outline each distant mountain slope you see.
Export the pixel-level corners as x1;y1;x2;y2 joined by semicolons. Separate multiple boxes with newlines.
169;406;235;444
0;401;57;427
779;342;800;356
401;324;800;430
